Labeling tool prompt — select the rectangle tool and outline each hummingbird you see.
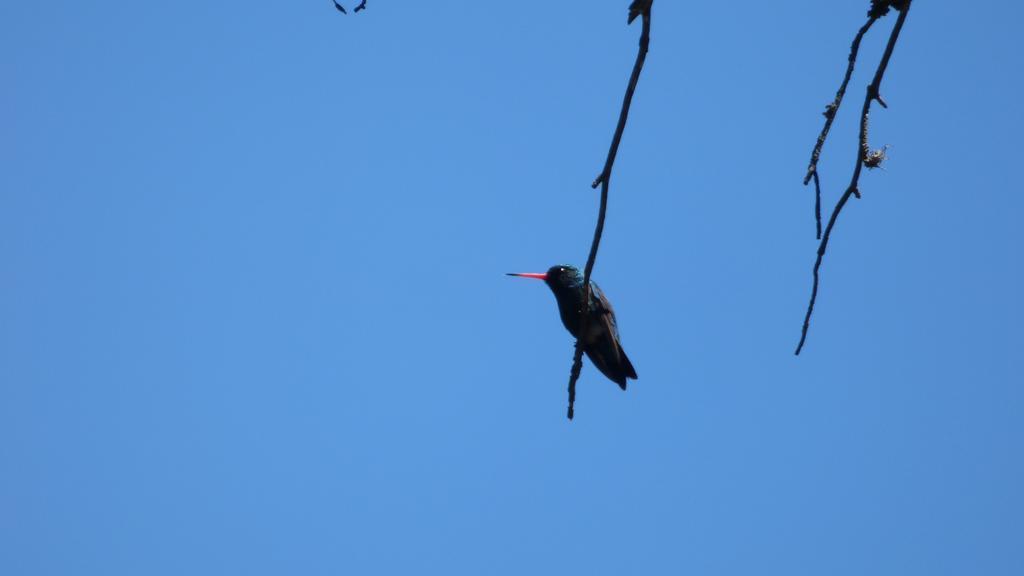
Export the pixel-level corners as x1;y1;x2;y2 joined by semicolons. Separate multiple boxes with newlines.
507;265;637;389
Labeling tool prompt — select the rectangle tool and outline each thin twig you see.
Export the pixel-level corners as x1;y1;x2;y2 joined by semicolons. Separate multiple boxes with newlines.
811;171;823;239
566;3;653;419
796;1;912;355
803;16;878;239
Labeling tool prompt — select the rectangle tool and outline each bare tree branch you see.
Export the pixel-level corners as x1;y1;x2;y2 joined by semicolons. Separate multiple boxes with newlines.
803;16;879;239
796;0;913;355
567;2;653;419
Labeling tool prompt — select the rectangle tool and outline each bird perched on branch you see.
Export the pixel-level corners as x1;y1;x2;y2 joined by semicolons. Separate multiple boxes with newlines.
508;265;637;389
628;0;653;24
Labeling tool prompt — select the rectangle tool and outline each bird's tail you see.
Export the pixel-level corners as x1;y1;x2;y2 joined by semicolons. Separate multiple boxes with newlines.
620;346;638;381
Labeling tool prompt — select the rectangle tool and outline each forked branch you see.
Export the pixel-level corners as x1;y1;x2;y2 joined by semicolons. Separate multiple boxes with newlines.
795;0;913;355
803;16;879;239
332;0;366;14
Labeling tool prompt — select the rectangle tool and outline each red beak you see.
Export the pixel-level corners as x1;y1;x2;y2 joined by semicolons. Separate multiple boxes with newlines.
506;272;548;281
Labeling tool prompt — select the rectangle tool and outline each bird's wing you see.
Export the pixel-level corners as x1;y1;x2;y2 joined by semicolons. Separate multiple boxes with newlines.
589;281;621;342
590;281;636;382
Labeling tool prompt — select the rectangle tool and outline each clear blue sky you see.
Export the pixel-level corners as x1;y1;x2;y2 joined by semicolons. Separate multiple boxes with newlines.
3;2;1022;574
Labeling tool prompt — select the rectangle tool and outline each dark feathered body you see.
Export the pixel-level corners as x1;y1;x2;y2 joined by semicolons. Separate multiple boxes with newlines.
540;266;637;389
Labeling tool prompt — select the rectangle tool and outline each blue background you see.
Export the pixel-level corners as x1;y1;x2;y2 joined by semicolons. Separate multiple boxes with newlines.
3;2;1022;574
